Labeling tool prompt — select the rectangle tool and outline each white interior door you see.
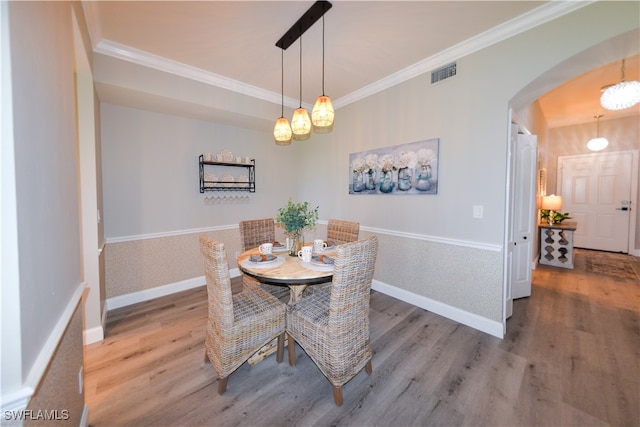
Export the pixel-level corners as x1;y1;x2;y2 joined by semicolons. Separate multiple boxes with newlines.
510;133;537;299
558;152;634;253
504;124;537;328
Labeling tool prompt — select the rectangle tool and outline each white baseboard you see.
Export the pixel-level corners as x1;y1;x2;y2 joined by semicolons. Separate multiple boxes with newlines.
79;404;89;427
104;271;502;339
372;279;504;339
105;269;241;311
0;386;33;414
83;325;104;345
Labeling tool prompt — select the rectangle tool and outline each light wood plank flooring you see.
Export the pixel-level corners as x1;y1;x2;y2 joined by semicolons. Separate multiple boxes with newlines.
84;249;639;426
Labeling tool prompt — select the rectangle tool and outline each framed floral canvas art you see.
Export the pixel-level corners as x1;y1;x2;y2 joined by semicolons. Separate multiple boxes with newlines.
349;138;439;195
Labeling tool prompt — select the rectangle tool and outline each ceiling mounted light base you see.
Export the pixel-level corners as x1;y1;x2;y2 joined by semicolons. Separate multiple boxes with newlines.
275;1;332;50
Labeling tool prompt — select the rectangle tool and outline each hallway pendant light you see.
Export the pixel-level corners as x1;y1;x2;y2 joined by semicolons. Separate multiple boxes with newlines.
273;49;292;145
291;37;311;141
600;59;640;110
311;16;334;133
586;115;609;152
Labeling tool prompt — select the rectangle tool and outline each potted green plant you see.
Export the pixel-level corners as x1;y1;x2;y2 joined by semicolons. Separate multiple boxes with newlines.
275;198;319;256
540;209;571;224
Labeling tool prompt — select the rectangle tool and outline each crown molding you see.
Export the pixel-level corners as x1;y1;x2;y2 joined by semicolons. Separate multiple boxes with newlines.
93;1;590;110
95;39;303;109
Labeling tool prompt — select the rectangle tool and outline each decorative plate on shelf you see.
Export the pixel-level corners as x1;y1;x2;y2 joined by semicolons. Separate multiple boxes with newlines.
204;173;218;187
237;174;249;188
221;174;234;187
221;149;234;163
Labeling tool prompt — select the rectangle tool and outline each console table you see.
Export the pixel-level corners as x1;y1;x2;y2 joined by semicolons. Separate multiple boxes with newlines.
539;221;577;269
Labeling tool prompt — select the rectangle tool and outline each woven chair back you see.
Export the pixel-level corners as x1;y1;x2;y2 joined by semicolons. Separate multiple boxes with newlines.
239;218;276;252
199;235;234;325
327;219;360;245
328;236;378;330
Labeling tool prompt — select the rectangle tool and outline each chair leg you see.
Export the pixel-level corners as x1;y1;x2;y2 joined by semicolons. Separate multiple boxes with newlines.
276;333;284;363
365;359;372;374
287;335;296;366
332;385;343;406
217;377;228;395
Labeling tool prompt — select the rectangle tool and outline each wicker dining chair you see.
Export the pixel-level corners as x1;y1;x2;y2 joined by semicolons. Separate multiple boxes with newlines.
200;235;286;394
239;218;290;301
304;219;360;297
326;219;360;245
286;236;379;406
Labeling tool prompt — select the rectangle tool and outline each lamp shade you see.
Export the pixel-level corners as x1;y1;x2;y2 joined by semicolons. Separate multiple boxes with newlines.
312;95;334;133
586;137;608;152
291;107;311;141
600;80;640;110
273;117;292;145
541;195;563;211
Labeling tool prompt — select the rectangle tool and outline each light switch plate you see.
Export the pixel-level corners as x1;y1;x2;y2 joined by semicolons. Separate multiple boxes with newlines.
473;205;484;219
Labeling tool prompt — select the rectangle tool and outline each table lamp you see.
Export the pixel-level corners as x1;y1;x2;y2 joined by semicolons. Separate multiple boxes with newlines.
541;195;563;224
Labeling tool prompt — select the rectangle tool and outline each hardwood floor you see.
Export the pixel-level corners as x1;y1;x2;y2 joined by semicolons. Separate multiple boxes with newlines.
84;249;639;426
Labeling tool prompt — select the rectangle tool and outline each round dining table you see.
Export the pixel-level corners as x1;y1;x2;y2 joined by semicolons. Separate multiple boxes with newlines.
237;244;335;303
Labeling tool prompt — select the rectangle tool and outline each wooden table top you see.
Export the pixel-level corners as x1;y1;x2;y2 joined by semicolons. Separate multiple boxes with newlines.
237;246;335;285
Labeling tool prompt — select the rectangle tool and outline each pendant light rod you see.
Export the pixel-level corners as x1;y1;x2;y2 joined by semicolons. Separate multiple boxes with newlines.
275;1;332;50
280;49;285;116
299;37;303;106
321;15;325;95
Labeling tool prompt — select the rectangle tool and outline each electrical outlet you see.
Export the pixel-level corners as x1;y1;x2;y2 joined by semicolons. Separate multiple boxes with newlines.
473;205;484;219
78;366;83;394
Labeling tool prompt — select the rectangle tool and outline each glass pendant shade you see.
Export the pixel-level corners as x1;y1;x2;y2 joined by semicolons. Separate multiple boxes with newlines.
586;115;608;152
274;117;292;145
291;107;311;141
600;80;640;110
587;137;608;151
274;48;291;145
312;95;334;133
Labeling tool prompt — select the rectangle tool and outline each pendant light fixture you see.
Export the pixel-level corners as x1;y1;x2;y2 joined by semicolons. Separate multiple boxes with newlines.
291;37;311;141
311;15;334;133
586;115;609;152
600;59;640;110
273;49;292;145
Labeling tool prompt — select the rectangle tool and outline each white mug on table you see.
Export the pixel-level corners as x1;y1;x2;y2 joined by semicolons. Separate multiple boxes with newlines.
297;246;312;262
259;243;273;254
313;239;328;253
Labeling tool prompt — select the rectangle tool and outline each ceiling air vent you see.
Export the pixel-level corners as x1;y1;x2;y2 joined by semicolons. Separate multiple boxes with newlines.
431;62;457;84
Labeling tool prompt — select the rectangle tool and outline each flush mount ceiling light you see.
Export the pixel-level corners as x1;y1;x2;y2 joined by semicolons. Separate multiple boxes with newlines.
600;59;640;110
273;1;332;143
273;49;292;145
586;115;609;152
